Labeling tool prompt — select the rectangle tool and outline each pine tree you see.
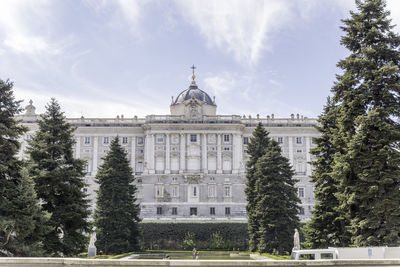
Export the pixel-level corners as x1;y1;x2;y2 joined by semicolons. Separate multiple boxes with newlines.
255;140;300;253
94;137;141;254
245;123;270;251
27;98;91;256
331;0;400;246
304;97;350;248
0;79;48;256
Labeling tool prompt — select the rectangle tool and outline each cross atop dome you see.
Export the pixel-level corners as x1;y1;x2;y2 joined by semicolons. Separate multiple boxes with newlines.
191;64;196;80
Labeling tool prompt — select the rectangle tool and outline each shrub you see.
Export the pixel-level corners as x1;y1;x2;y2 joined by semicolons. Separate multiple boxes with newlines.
183;232;196;250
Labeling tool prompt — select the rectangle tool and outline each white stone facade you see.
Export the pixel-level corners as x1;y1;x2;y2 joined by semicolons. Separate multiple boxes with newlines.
17;79;319;221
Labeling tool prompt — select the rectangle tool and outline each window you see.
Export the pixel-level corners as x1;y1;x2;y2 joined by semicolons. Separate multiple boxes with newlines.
190;207;197;216
296;137;302;144
156;135;164;143
210;207;215;215
172;207;177;215
122;137;128;144
193;186;197;197
190;134;197;142
243;137;249;144
137;137;144;144
225;207;231;215
208;185;216;197
157;207;162;215
223;147;230;151
224;134;230;142
103;137;109;144
137;179;142;183
172;177;178;182
172;185;179;197
278;137;283;144
84;164;89;173
210;177;215;182
84;137;91;144
224;186;231;197
299;207;305;215
26;134;32;140
298;187;305;198
156;185;164;198
297;149;302;153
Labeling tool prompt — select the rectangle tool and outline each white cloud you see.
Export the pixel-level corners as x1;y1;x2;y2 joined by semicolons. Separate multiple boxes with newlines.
176;0;293;66
387;0;400;33
203;72;237;97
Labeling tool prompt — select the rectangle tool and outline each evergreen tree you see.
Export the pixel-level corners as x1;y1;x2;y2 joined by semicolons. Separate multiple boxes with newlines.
331;0;400;246
304;98;350;248
0;79;48;256
245;123;270;251
255;140;300;253
27;98;91;256
94;137;141;254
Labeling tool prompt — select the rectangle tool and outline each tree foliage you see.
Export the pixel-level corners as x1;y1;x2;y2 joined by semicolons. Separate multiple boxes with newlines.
0;79;48;256
27;98;91;256
94;137;141;254
254;140;300;253
245;123;270;251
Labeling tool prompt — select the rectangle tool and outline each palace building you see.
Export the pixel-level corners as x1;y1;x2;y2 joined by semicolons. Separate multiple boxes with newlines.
17;72;319;221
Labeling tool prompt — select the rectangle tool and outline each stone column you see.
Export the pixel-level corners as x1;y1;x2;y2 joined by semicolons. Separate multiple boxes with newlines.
289;136;294;168
131;136;136;172
92;136;98;175
144;134;149;174
202;133;207;173
306;136;312;176
75;136;81;158
217;134;222;174
149;134;155;174
165;134;170;174
232;134;241;173
180;133;186;173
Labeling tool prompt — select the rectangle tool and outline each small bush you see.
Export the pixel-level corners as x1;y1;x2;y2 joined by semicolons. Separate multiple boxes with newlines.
182;232;196;250
209;232;225;249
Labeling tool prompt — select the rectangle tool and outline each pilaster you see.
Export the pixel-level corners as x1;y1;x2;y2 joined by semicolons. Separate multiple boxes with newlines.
165;134;170;174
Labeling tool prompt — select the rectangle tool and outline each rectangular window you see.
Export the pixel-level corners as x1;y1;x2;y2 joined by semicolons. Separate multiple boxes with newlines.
103;137;109;144
224;186;231;197
26;134;32;140
172;185;179;197
208;185;216;197
122;137;128;144
298;187;305;198
157;207;162;215
278;137;283;144
137;137;144;144
210;207;215;215
224;134;230;142
156;135;164;143
172;207;177;215
84;164;89;173
190;134;197;142
84;137;91;144
243;137;249;144
190;207;197;216
223;147;230;151
193;186;197;197
296;137;302;144
297;149;302;153
156;186;164;198
299;207;305;215
225;207;231;215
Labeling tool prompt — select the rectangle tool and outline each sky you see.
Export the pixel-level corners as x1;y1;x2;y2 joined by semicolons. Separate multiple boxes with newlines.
1;0;400;119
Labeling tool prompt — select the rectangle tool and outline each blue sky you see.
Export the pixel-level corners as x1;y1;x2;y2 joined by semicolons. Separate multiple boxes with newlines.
1;0;400;118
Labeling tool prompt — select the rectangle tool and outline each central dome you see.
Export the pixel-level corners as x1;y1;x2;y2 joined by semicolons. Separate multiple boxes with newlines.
173;81;215;106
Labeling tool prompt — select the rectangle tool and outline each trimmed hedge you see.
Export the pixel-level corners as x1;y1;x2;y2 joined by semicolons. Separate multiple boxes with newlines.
139;221;248;250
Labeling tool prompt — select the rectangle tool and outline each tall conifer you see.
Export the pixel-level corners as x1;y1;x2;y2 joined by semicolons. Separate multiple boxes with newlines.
0;79;48;256
27;98;91;256
245;123;270;251
94;137;141;254
331;0;400;246
304;98;350;248
255;140;300;253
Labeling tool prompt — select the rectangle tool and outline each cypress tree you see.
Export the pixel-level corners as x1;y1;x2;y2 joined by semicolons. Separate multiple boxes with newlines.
27;98;91;256
245;123;270;251
255;140;300;253
94;137;141;254
331;0;400;246
304;97;350;248
0;79;48;256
